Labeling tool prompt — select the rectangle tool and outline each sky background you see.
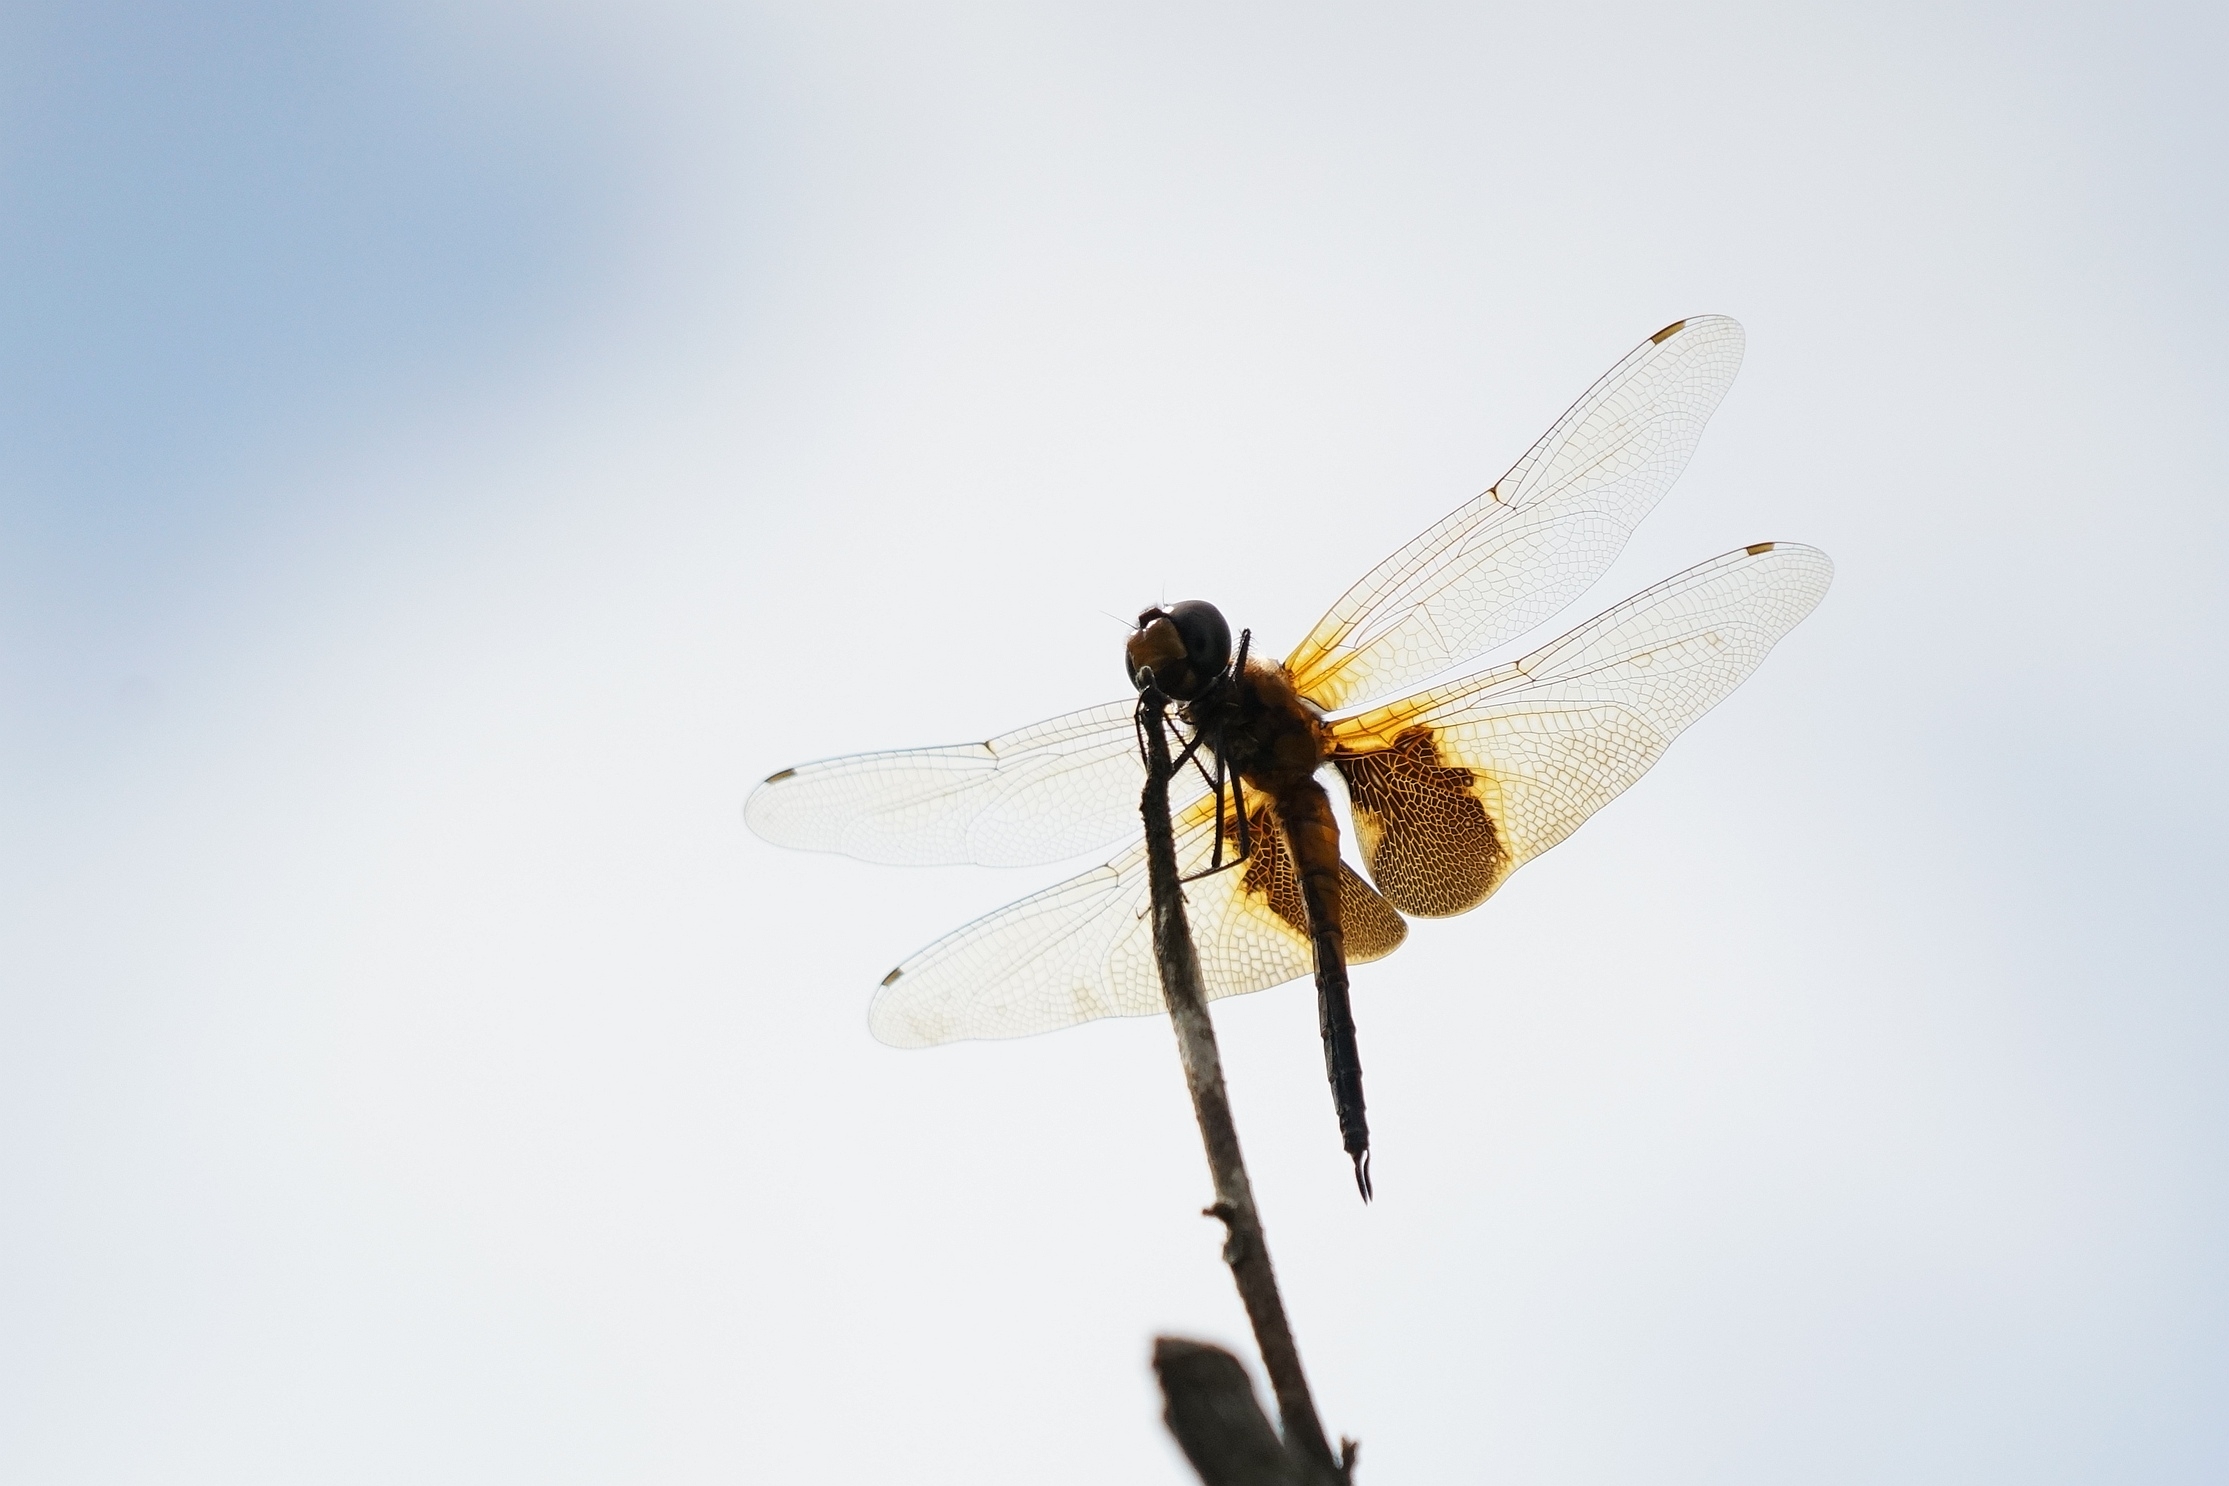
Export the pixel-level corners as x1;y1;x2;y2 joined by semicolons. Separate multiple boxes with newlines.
2;2;2225;1481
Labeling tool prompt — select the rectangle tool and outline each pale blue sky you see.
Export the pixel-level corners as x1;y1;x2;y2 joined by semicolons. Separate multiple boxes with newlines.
1;0;631;760
2;3;2224;1482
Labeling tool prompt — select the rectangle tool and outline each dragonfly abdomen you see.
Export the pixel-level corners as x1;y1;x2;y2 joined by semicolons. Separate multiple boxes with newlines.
1264;772;1373;1198
1194;662;1375;1199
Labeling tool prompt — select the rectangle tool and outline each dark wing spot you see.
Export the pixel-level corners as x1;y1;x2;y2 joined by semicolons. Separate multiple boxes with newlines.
765;767;797;784
1338;869;1408;960
880;966;904;987
1651;319;1688;344
1746;541;1775;556
1229;800;1407;957
1336;728;1505;918
1235;806;1312;942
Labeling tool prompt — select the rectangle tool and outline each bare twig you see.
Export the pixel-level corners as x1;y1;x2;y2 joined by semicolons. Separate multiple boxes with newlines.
1137;695;1351;1485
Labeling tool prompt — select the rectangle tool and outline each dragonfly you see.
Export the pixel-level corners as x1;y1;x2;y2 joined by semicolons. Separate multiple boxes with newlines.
748;315;1831;1199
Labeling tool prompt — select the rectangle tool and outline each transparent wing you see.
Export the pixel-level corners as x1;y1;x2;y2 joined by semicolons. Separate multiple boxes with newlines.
746;699;1208;867
869;792;1407;1047
1286;315;1747;712
1328;542;1832;918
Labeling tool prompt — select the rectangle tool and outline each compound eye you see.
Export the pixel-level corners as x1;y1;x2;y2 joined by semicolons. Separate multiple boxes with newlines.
1164;601;1231;682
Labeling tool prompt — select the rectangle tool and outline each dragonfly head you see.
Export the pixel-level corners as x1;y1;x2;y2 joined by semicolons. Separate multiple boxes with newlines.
1126;600;1231;701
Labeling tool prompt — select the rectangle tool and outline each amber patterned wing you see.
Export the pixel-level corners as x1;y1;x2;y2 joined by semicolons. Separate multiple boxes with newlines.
868;792;1407;1047
745;699;1202;867
1328;542;1832;918
1285;315;1748;713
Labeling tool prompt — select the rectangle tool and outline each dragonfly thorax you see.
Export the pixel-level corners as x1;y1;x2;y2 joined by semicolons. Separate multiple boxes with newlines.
1182;661;1328;797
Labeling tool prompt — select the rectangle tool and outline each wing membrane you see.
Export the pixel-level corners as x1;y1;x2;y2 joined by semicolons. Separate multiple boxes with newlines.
1286;315;1747;712
746;699;1204;867
870;793;1406;1047
1329;542;1832;917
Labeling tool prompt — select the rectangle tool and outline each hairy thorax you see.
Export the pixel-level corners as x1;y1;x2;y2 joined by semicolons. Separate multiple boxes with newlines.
1180;660;1327;798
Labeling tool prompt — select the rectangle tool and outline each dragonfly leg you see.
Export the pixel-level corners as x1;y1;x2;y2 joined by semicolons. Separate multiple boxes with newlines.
1207;751;1227;874
1130;690;1156;767
1233;770;1251;863
1181;746;1262;885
